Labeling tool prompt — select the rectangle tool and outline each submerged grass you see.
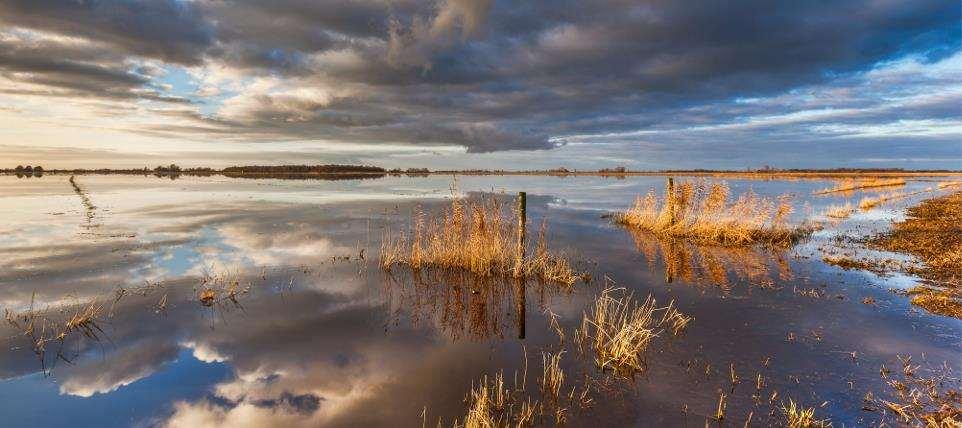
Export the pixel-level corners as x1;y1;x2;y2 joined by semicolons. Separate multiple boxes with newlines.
614;180;811;247
824;203;854;219
870;191;962;318
814;178;906;195
381;196;580;285
781;399;831;427
576;286;690;377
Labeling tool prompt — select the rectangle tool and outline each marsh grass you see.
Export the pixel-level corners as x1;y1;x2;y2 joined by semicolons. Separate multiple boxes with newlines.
824;203;854;219
614;180;810;247
3;295;106;375
869;190;962;318
381;196;580;285
576;286;691;376
872;355;961;426
460;371;536;428
938;181;962;189
814;178;906;195
781;399;831;427
905;286;962;319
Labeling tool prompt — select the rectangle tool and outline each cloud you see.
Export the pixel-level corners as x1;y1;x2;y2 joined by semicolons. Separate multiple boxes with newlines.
0;0;957;161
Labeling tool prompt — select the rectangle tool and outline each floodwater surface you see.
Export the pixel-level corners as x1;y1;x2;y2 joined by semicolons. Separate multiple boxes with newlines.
0;174;959;427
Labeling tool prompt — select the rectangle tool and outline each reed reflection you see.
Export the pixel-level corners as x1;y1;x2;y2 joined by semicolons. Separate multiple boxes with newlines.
627;228;793;291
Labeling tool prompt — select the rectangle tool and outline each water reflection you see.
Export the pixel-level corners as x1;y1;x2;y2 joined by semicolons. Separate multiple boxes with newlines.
627;228;792;291
0;175;960;427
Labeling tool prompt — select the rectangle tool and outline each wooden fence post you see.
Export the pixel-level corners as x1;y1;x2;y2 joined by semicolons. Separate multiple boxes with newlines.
514;192;527;277
666;177;676;226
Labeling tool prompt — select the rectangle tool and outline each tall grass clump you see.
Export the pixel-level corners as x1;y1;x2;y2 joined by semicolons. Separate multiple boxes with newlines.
781;399;831;427
814;178;905;195
380;196;579;285
614;180;809;246
576;287;691;376
824;203;854;219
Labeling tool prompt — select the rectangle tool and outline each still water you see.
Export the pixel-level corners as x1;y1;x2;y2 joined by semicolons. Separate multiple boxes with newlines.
0;174;958;427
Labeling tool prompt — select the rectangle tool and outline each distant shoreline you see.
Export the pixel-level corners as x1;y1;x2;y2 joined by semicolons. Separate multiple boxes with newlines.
4;165;962;180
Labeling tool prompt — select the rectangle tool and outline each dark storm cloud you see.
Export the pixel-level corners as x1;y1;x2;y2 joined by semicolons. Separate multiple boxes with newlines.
0;0;958;154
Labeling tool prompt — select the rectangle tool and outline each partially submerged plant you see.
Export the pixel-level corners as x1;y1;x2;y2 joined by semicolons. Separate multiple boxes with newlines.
576;287;691;376
781;399;831;427
824;203;854;219
814;178;906;195
380;196;580;285
614;180;811;247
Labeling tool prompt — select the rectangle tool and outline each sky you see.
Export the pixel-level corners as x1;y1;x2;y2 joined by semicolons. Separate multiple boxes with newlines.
0;0;959;170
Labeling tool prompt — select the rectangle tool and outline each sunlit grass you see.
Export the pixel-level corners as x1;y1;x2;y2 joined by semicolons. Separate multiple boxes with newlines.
614;180;811;246
576;287;690;376
814;178;905;195
380;196;580;285
824;203;854;219
781;399;831;427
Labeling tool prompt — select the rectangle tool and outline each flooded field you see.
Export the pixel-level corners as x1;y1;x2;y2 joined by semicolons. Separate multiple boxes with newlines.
1;174;959;427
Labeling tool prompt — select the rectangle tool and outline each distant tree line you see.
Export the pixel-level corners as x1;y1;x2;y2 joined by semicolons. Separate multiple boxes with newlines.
221;164;386;174
13;165;44;177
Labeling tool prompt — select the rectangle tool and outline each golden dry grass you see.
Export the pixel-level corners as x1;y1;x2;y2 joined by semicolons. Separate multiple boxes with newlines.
380;196;579;285
906;286;962;319
460;371;536;428
814;178;906;195
614;180;810;246
938;181;962;189
576;287;690;376
870;191;962;318
781;399;831;427
824;203;854;219
871;356;962;426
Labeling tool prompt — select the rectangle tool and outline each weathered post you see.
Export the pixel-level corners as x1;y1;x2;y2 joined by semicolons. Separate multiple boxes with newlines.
514;192;527;277
666;177;676;226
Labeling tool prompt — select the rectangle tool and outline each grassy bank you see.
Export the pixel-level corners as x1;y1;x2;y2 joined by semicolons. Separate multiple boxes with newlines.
870;191;962;318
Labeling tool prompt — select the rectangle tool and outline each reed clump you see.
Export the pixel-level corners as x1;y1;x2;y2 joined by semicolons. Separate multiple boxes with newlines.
781;399;831;427
824;203;854;219
814;178;906;195
576;287;691;376
380;196;580;285
459;371;536;428
614;180;810;247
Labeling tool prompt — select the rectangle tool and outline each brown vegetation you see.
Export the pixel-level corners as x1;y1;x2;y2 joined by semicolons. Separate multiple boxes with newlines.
870;191;962;318
824;203;854;219
575;287;690;377
814;178;906;195
869;355;961;426
781;399;831;427
614;180;812;246
380;196;580;285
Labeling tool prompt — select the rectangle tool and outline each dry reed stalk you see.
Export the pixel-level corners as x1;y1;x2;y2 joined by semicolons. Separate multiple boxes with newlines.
938;181;962;189
380;196;579;285
614;180;810;247
459;371;537;428
814;178;906;195
781;399;831;427
576;287;691;376
540;351;565;402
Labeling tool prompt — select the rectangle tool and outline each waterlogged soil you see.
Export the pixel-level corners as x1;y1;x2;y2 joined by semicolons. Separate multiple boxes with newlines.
0;174;959;427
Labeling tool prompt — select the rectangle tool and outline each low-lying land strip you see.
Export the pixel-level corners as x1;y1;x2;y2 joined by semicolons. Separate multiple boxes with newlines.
870;191;962;318
814;178;905;195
